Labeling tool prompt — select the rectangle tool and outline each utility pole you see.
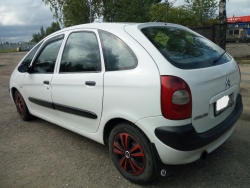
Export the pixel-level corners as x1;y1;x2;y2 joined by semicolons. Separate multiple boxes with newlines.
166;0;169;22
219;0;227;50
89;0;92;23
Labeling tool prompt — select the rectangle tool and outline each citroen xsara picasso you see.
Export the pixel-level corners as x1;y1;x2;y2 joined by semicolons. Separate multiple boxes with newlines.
10;23;243;184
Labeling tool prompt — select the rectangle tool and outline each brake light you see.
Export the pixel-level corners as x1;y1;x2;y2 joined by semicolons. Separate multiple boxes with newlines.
161;76;192;120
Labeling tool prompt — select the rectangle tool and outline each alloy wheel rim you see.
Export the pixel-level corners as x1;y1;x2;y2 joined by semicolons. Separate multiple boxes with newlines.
15;94;24;116
113;133;145;176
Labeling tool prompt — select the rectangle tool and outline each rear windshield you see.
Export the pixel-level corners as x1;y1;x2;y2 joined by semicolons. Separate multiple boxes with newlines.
142;26;231;69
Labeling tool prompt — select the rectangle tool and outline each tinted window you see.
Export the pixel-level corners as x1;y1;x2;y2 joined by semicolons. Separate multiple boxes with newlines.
234;30;239;35
99;30;137;71
21;42;43;66
31;38;63;73
60;32;101;73
142;27;232;69
229;30;233;35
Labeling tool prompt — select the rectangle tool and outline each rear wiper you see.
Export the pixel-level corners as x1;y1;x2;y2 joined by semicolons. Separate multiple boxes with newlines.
213;51;227;64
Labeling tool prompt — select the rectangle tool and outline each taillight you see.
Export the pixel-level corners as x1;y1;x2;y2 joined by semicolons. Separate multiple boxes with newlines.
161;76;192;120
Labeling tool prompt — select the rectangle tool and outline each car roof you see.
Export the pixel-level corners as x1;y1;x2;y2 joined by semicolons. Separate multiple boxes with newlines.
47;22;186;38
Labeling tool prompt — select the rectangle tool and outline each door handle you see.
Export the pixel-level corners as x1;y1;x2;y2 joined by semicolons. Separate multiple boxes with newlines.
85;81;96;86
43;81;50;85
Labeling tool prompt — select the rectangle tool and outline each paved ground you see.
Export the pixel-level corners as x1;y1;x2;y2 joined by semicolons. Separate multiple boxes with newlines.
226;43;250;58
0;51;250;188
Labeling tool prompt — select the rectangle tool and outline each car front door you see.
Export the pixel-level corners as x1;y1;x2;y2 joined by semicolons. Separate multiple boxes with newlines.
51;29;104;133
22;34;65;120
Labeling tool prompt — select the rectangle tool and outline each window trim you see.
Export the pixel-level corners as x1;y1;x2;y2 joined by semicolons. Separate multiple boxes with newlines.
141;26;232;70
59;31;102;74
98;29;138;72
21;40;44;66
30;34;65;74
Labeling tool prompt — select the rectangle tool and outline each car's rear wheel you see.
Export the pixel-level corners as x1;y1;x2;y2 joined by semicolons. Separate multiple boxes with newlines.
14;90;32;121
109;122;155;184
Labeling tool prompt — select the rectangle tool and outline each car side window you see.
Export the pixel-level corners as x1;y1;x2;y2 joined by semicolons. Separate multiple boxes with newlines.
98;30;137;71
31;36;64;74
21;42;43;66
60;32;101;73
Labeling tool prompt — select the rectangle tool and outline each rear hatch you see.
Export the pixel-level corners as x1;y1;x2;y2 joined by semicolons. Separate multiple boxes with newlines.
125;23;240;133
183;62;239;133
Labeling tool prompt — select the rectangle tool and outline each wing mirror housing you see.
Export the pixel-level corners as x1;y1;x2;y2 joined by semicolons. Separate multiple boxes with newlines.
17;64;29;73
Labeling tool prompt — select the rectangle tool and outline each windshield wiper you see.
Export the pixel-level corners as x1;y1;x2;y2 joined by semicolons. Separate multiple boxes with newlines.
213;51;227;64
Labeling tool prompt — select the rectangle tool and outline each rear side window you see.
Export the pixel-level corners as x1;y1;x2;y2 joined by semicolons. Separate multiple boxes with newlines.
142;27;232;69
21;42;43;66
99;30;137;71
60;32;101;73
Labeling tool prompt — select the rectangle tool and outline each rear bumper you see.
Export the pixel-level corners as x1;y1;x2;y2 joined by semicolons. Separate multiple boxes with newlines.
155;94;243;151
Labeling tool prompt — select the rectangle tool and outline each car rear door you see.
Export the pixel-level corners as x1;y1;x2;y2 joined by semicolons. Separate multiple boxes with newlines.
185;63;240;133
51;29;104;133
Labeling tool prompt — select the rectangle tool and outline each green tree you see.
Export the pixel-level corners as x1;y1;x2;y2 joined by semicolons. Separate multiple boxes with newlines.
42;0;100;27
184;0;218;26
62;0;90;26
40;26;46;38
168;6;197;26
45;22;61;36
31;22;61;42
101;0;120;22
150;3;196;26
42;0;160;26
149;2;166;22
31;33;42;43
101;0;160;22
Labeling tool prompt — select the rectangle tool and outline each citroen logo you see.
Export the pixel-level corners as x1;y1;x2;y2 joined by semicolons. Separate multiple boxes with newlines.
225;77;230;88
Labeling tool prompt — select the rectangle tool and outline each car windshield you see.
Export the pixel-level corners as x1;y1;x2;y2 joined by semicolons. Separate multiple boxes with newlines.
141;26;231;69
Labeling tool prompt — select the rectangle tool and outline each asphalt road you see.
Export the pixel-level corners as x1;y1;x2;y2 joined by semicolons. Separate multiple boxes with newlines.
0;52;249;188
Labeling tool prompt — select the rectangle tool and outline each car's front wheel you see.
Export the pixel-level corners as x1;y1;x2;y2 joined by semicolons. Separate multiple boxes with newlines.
14;90;32;121
109;122;155;184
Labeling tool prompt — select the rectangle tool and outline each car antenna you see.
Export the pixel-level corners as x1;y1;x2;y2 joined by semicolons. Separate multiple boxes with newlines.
154;0;177;23
154;11;167;23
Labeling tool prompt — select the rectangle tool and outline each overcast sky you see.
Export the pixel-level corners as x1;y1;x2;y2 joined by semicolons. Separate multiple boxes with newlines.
173;0;250;17
0;0;54;43
0;0;249;43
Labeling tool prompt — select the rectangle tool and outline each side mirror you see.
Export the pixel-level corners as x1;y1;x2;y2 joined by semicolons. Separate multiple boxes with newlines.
18;64;29;73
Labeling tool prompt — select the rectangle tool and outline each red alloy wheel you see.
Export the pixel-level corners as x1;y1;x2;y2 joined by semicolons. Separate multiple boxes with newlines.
15;93;25;116
113;133;146;176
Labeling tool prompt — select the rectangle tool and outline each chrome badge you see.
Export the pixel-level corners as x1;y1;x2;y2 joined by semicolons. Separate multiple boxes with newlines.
225;77;230;88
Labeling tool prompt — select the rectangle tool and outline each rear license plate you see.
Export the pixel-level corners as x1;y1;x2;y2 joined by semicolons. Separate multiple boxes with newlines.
215;93;234;116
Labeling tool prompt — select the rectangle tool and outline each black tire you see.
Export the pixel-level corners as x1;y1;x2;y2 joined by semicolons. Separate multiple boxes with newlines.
14;90;32;121
109;122;155;184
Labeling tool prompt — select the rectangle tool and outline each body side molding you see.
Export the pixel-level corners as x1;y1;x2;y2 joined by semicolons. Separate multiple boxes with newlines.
28;97;97;119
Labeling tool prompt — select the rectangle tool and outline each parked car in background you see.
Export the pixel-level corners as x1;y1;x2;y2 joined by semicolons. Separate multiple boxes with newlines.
10;22;243;184
17;46;31;52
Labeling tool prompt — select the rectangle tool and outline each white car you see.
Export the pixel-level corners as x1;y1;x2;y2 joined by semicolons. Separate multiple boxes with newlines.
10;23;243;184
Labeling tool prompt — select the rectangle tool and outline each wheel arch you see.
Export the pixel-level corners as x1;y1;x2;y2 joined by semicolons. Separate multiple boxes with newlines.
103;117;149;146
11;87;29;109
11;87;18;102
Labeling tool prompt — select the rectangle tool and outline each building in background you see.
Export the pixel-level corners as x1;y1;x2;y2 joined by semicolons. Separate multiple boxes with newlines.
227;15;250;42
